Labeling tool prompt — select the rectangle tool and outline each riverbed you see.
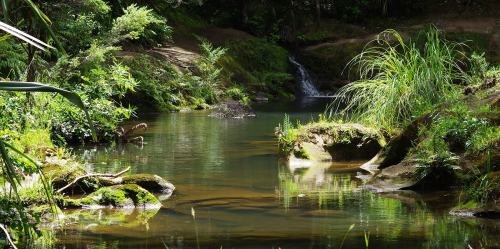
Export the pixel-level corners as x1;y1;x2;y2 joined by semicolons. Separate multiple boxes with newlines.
51;99;499;249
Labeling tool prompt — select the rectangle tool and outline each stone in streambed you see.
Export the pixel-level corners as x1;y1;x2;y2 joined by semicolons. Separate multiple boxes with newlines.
281;122;386;167
100;173;175;198
62;184;161;209
42;157;99;194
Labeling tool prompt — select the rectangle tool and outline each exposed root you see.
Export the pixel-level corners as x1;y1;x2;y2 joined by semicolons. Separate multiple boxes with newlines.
56;167;130;194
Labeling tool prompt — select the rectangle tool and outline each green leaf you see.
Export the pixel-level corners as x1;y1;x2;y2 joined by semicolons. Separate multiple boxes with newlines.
0;81;97;141
0;21;53;50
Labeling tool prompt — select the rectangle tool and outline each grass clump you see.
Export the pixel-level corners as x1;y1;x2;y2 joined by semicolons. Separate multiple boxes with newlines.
276;114;299;154
327;27;466;129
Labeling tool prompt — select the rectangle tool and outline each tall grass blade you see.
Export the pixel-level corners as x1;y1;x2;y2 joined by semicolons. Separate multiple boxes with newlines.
0;21;53;50
327;27;466;128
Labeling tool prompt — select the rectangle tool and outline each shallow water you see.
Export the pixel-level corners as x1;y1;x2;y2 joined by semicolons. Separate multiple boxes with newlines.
52;99;500;249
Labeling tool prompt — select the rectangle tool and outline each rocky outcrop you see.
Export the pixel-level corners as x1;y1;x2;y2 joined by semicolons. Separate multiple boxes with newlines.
209;100;256;119
278;122;387;168
361;85;500;194
42;156;175;198
42;155;175;210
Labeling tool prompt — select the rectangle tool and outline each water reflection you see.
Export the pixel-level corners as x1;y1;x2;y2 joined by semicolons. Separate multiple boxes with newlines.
46;103;500;249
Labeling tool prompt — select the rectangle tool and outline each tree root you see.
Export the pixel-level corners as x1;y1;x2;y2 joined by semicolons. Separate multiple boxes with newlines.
56;167;130;194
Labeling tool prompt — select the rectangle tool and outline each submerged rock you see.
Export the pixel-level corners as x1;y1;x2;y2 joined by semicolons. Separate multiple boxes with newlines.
210;100;256;118
62;184;161;209
450;207;500;219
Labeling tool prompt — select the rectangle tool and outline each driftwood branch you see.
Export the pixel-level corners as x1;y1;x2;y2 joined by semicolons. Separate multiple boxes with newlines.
0;224;18;249
56;167;130;194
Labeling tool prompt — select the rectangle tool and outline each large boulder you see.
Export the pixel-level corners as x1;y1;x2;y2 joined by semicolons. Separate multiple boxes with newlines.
361;86;500;192
281;123;386;167
62;184;161;209
42;157;99;194
101;174;175;198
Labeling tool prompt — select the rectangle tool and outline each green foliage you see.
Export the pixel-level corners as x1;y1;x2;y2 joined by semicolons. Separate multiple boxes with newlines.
465;174;499;206
110;4;171;45
222;39;292;98
56;14;102;54
327;28;467;128
81;0;111;14
276;114;298;154
81;62;138;98
194;40;227;104
0;41;26;79
119;54;181;110
226;84;251;106
418;104;499;155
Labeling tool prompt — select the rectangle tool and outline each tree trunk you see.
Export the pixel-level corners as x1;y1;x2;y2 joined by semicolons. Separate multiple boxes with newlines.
315;0;321;27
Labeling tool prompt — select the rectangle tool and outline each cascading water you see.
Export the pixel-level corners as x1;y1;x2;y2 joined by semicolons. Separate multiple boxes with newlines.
289;56;321;97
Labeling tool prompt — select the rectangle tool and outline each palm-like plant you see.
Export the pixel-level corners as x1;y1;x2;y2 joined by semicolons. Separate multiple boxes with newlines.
0;20;92;247
1;0;64;52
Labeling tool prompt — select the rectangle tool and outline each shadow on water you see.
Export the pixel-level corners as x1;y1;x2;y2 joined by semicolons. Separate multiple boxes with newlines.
47;99;500;249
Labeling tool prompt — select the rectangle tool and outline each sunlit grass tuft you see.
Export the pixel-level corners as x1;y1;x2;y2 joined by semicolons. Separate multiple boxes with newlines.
326;27;468;129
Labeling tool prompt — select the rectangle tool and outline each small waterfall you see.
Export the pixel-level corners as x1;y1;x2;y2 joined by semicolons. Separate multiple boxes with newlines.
289;56;321;97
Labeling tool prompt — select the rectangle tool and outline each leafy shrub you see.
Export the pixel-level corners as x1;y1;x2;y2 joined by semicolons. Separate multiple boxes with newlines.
110;4;171;45
119;54;181;110
194;40;227;104
56;14;102;54
223;39;292;97
226;84;251;106
0;41;27;79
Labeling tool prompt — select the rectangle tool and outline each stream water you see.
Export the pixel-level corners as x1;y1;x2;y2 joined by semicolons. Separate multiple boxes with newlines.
52;99;500;249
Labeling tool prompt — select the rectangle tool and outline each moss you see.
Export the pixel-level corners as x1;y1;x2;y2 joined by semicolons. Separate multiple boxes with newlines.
222;39;294;99
293;147;310;159
278;121;386;161
42;161;99;193
121;184;159;205
62;184;160;208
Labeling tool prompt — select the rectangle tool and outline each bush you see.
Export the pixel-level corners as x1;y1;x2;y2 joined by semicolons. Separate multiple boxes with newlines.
222;39;293;97
119;54;181;110
226;84;251;106
110;4;171;45
327;28;468;128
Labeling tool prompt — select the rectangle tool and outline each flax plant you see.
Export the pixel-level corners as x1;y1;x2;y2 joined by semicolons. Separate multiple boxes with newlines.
327;28;467;128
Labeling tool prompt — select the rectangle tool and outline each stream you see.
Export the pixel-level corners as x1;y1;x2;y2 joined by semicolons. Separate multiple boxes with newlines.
51;99;499;249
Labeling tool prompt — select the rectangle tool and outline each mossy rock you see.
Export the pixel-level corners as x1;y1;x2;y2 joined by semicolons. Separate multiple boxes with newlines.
290;122;386;162
62;184;161;209
121;174;175;196
42;158;99;194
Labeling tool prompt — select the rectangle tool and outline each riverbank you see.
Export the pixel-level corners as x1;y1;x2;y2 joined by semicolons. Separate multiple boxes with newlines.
10;102;487;249
277;33;500;219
